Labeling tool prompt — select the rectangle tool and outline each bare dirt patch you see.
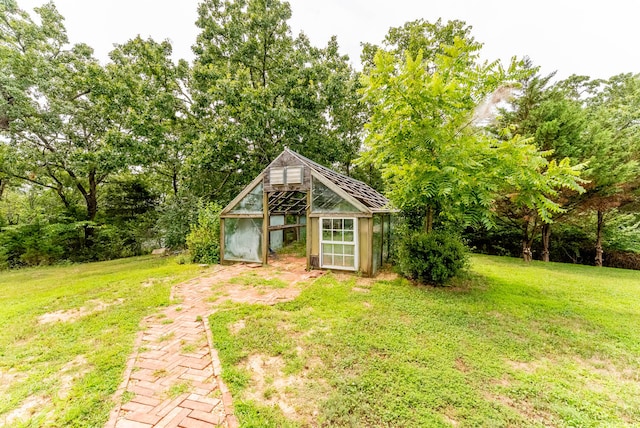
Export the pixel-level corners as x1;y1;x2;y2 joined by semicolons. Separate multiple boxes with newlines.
57;355;90;400
209;256;323;306
506;359;545;374
575;356;639;382
455;357;470;373
485;391;555;426
229;319;246;335
2;394;51;427
243;353;325;423
37;298;125;324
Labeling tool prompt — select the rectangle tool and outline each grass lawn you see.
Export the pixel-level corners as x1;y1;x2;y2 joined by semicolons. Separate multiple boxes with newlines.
0;256;207;427
209;255;640;427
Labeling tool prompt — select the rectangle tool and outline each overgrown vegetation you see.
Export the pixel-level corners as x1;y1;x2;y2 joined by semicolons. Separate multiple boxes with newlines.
209;255;640;426
0;256;206;426
186;202;222;264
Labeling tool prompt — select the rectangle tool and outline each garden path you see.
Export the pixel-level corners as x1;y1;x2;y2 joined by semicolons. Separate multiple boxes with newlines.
105;256;318;428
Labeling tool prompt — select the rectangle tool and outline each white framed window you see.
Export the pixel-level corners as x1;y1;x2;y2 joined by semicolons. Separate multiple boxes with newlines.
320;217;358;271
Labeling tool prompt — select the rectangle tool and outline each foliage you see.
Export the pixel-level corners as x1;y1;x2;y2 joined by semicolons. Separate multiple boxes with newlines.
396;229;468;285
186;202;222;264
189;0;366;201
572;73;640;265
154;193;200;249
1;2;131;224
107;37;194;196
360;21;584;233
490;66;590;260
209;255;640;426
0;255;205;426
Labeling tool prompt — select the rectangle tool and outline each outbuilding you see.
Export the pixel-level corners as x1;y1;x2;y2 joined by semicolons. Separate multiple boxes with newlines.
219;149;393;276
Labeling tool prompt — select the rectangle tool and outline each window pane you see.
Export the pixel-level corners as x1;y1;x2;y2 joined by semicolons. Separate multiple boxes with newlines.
332;230;343;242
224;218;263;262
344;219;354;230
344;244;354;256
312;177;360;213
343;231;354;242
322;243;333;266
333;244;344;255
343;255;355;268
322;219;331;230
229;183;263;213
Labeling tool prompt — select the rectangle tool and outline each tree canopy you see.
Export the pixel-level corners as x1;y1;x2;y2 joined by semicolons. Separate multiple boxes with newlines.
0;1;637;269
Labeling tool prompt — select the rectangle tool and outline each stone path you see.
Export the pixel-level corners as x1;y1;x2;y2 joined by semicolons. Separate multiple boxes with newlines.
106;257;320;428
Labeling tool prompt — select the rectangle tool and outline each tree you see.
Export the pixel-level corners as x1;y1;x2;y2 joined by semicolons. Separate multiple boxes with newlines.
107;37;194;196
360;20;584;247
190;0;364;201
0;2;133;245
492;65;589;261
574;73;640;266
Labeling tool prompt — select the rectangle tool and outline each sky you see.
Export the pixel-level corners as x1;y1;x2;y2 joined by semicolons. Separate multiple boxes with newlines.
17;0;640;80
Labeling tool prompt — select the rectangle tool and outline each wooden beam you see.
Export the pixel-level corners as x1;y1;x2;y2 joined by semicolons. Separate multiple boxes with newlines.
262;191;268;265
306;191;312;271
268;224;304;231
219;218;225;263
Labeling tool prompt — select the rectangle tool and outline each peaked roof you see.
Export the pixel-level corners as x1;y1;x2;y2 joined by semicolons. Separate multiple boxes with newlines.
278;149;390;211
222;149;392;216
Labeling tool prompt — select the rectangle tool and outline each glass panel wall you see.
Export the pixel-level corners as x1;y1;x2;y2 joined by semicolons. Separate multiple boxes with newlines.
312;178;359;213
382;214;390;262
229;183;263;214
224;218;263;262
269;215;285;251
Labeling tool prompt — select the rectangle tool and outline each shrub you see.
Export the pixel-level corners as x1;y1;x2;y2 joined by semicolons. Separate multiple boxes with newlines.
186;202;222;264
396;230;468;285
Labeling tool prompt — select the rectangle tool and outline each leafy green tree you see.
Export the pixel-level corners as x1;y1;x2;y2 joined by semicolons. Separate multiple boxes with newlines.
190;0;364;201
565;73;640;266
107;37;194;196
360;20;584;252
492;65;589;261
0;2;133;243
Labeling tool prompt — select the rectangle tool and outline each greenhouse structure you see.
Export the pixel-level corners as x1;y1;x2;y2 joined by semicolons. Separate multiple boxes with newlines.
219;148;393;276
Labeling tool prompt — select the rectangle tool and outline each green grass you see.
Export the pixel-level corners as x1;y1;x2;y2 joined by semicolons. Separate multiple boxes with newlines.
0;255;206;427
209;255;640;427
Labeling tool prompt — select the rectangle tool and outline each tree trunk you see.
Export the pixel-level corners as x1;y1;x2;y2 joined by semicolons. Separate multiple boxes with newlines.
0;178;5;199
522;240;533;262
521;222;533;262
75;171;99;247
595;209;604;267
541;223;551;262
424;206;434;233
172;171;179;196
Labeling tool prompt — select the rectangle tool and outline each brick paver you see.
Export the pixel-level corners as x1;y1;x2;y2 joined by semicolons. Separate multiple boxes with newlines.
105;265;243;428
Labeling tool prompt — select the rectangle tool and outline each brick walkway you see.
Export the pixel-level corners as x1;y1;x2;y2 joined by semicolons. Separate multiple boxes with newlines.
105;257;319;428
105;266;239;428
